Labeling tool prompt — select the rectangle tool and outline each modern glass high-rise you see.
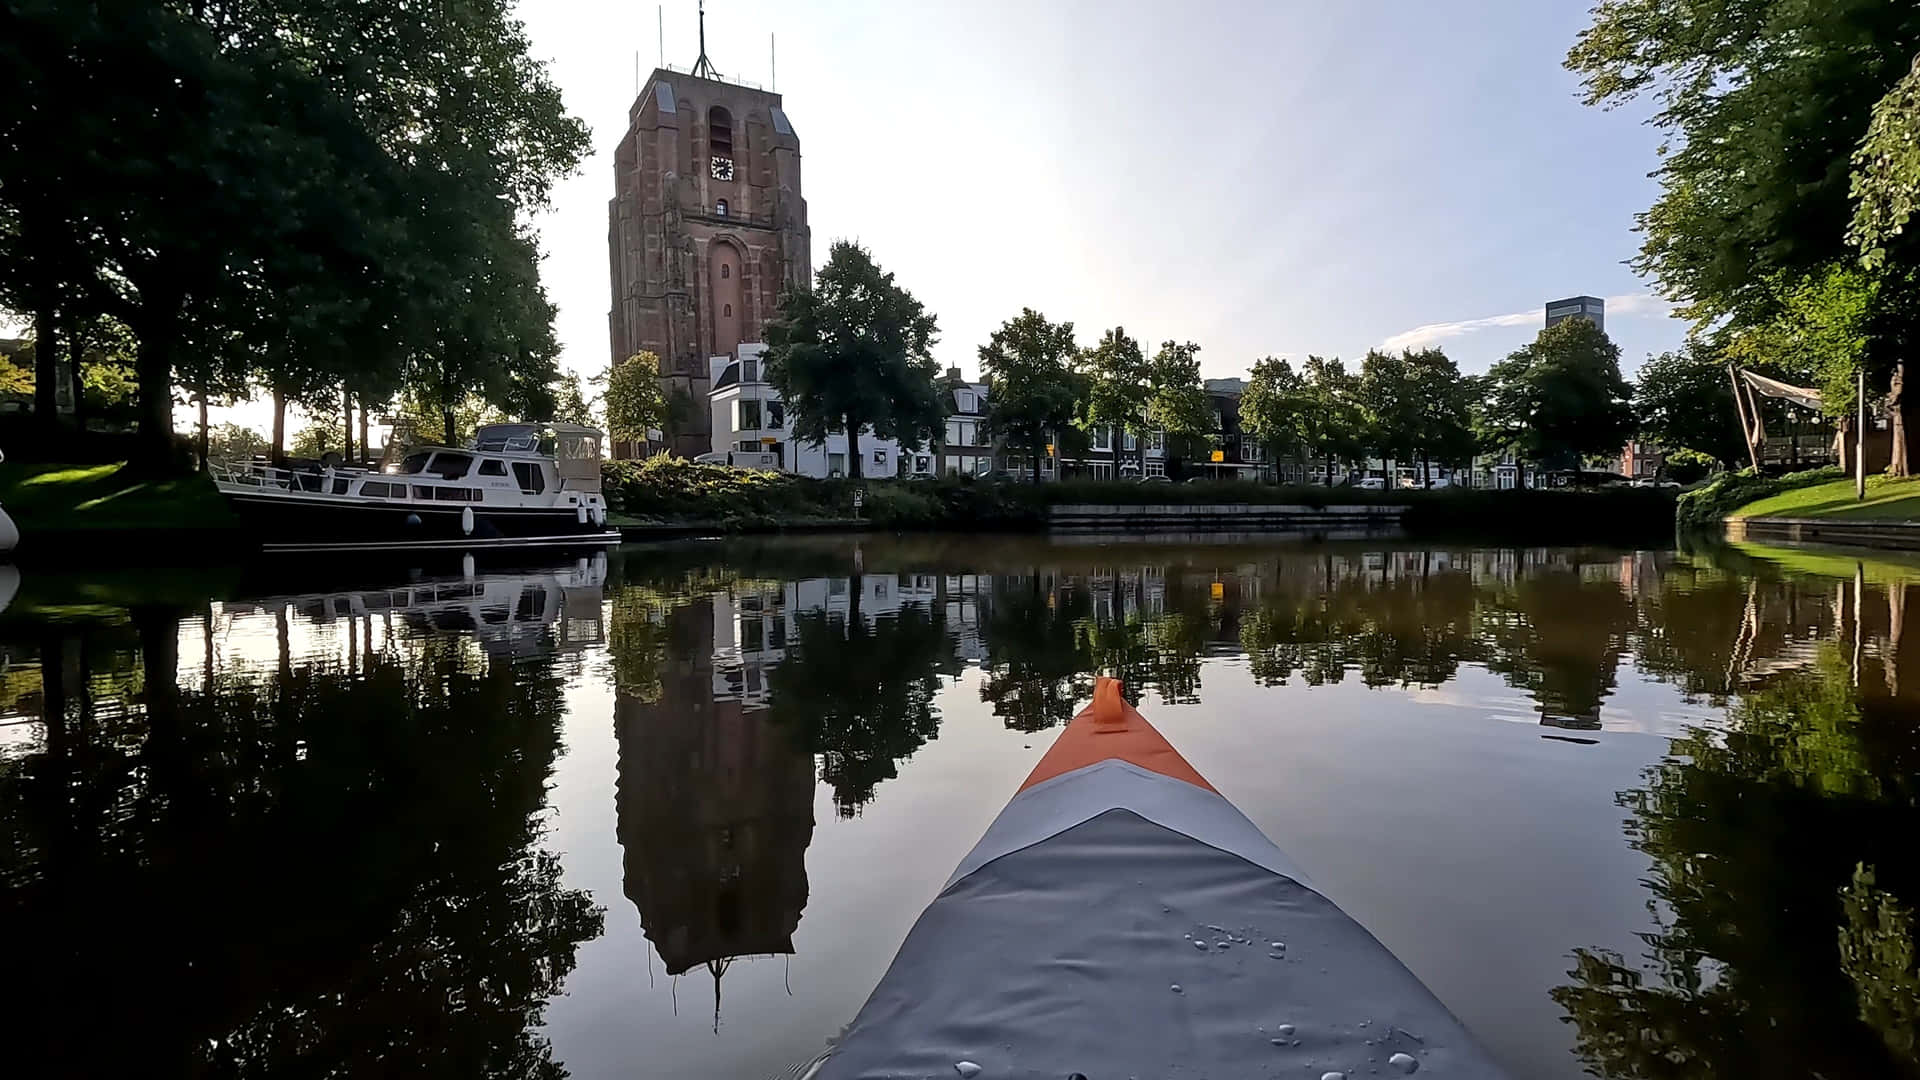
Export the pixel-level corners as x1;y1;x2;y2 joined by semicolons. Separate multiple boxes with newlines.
1544;295;1605;333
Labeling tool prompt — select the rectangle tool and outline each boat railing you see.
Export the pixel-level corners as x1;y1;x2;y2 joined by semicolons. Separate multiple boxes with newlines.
207;459;352;495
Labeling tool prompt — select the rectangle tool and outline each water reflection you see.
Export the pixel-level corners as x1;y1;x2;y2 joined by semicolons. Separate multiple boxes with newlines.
0;565;605;1077
3;538;1920;1077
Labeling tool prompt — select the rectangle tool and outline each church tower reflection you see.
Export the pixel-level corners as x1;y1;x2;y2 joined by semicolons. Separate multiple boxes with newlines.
614;591;816;1020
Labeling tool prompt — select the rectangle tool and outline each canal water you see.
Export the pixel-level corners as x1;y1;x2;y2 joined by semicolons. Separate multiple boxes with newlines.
2;535;1917;1079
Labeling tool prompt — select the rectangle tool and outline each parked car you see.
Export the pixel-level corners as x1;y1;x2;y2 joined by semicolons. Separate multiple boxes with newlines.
1136;475;1172;484
1354;476;1387;490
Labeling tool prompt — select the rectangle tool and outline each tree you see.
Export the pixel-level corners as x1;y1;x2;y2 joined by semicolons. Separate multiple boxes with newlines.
1404;348;1476;486
288;421;343;461
1147;340;1211;473
1298;356;1368;483
550;371;595;426
1239;356;1309;469
601;352;671;446
1634;342;1746;468
978;309;1080;484
1358;349;1420;473
1567;0;1920;469
764;242;942;480
1480;319;1636;476
205;422;267;463
1079;327;1152;475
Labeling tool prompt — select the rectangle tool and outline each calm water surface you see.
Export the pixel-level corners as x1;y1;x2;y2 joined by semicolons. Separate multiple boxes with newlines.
3;535;1918;1078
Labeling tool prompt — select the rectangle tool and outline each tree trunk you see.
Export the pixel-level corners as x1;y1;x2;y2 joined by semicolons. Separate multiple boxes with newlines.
1891;359;1915;477
359;404;371;463
133;322;176;470
270;388;288;462
343;388;354;463
33;309;59;432
1422;452;1432;489
66;326;86;428
1031;436;1044;484
847;420;864;479
196;394;209;471
442;402;458;447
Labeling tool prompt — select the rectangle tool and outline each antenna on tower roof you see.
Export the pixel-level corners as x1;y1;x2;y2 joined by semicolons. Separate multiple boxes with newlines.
690;0;721;80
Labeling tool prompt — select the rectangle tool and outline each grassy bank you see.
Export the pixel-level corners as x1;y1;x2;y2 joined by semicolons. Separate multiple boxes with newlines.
0;461;236;532
1728;474;1920;521
1676;466;1844;530
602;459;1678;540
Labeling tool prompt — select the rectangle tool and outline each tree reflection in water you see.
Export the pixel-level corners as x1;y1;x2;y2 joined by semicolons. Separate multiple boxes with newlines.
0;597;601;1078
1554;575;1920;1078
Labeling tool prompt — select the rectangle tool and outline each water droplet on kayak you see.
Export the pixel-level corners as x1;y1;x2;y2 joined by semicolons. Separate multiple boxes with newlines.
1069;1073;1089;1080
1321;1072;1347;1080
1271;1038;1287;1047
1275;1024;1296;1038
954;1062;982;1079
1206;925;1226;933
1183;933;1192;939
1389;1053;1419;1073
1169;983;1182;993
1193;940;1208;950
1270;941;1284;950
1215;941;1231;950
1359;1020;1371;1028
1268;952;1284;960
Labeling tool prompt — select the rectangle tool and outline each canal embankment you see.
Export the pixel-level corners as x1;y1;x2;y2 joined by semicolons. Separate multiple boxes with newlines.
1699;468;1920;553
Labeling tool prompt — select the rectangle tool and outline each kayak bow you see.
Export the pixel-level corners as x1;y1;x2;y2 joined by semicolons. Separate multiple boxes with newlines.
815;677;1509;1079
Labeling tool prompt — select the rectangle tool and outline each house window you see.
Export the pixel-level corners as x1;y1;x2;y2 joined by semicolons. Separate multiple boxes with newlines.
957;390;974;412
828;453;845;477
768;402;784;428
916;455;931;472
873;449;887;468
946;419;962;445
739;440;761;454
738;400;762;429
721;263;730;278
1095;427;1111;451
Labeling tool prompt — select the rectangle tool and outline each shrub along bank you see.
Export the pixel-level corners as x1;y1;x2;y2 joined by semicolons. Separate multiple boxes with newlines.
601;459;1679;541
1675;466;1844;530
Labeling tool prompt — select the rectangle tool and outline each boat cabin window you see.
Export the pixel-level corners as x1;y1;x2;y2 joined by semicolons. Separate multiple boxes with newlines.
479;459;508;477
413;485;434;501
361;481;391;497
429;452;474;480
392;452;432;475
513;461;546;495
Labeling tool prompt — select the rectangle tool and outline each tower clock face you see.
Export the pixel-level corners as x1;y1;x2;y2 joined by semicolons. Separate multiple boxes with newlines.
710;156;734;181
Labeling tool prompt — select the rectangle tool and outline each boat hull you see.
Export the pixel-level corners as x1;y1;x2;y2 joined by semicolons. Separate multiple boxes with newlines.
220;491;619;553
813;678;1510;1079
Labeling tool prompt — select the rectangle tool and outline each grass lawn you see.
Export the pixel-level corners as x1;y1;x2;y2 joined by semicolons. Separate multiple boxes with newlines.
1730;474;1920;521
0;461;237;531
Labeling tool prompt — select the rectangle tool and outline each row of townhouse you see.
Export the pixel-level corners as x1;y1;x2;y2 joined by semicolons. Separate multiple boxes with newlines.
700;344;1551;486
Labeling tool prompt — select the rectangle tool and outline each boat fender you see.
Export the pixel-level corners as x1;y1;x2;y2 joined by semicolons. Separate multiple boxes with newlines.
576;504;588;525
590;505;605;526
404;513;422;528
461;506;474;536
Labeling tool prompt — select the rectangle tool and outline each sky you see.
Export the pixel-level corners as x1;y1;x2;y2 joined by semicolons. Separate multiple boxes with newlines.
207;0;1690;433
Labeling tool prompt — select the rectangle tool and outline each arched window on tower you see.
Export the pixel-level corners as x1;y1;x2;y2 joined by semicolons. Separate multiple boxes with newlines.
724;304;733;317
708;106;733;156
715;198;729;217
720;263;730;278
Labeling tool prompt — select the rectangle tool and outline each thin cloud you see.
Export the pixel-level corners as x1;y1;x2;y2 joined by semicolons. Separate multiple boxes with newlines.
1379;292;1674;351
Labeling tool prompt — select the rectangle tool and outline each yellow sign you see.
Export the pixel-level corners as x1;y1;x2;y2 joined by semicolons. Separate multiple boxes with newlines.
1210;582;1225;601
1210;450;1224;462
1046;444;1055;455
761;436;778;444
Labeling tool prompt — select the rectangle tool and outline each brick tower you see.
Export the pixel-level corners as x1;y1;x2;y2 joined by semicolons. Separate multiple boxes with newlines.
607;26;810;459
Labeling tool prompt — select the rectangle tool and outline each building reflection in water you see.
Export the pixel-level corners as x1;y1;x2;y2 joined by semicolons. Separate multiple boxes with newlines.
615;591;817;1026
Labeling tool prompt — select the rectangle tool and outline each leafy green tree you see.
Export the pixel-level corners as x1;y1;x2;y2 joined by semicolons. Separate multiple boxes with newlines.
1299;356;1369;483
550;371;596;426
1239;356;1308;469
1358;349;1420;472
205;422;267;463
978;309;1081;483
1404;347;1476;485
1079;326;1152;474
1663;447;1716;485
1147;340;1211;473
764;242;942;480
600;352;670;446
1634;342;1746;468
288;422;343;460
1567;0;1920;469
1479;319;1636;476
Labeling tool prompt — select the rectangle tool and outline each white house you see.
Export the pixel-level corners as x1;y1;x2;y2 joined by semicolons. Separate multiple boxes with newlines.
705;344;938;479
